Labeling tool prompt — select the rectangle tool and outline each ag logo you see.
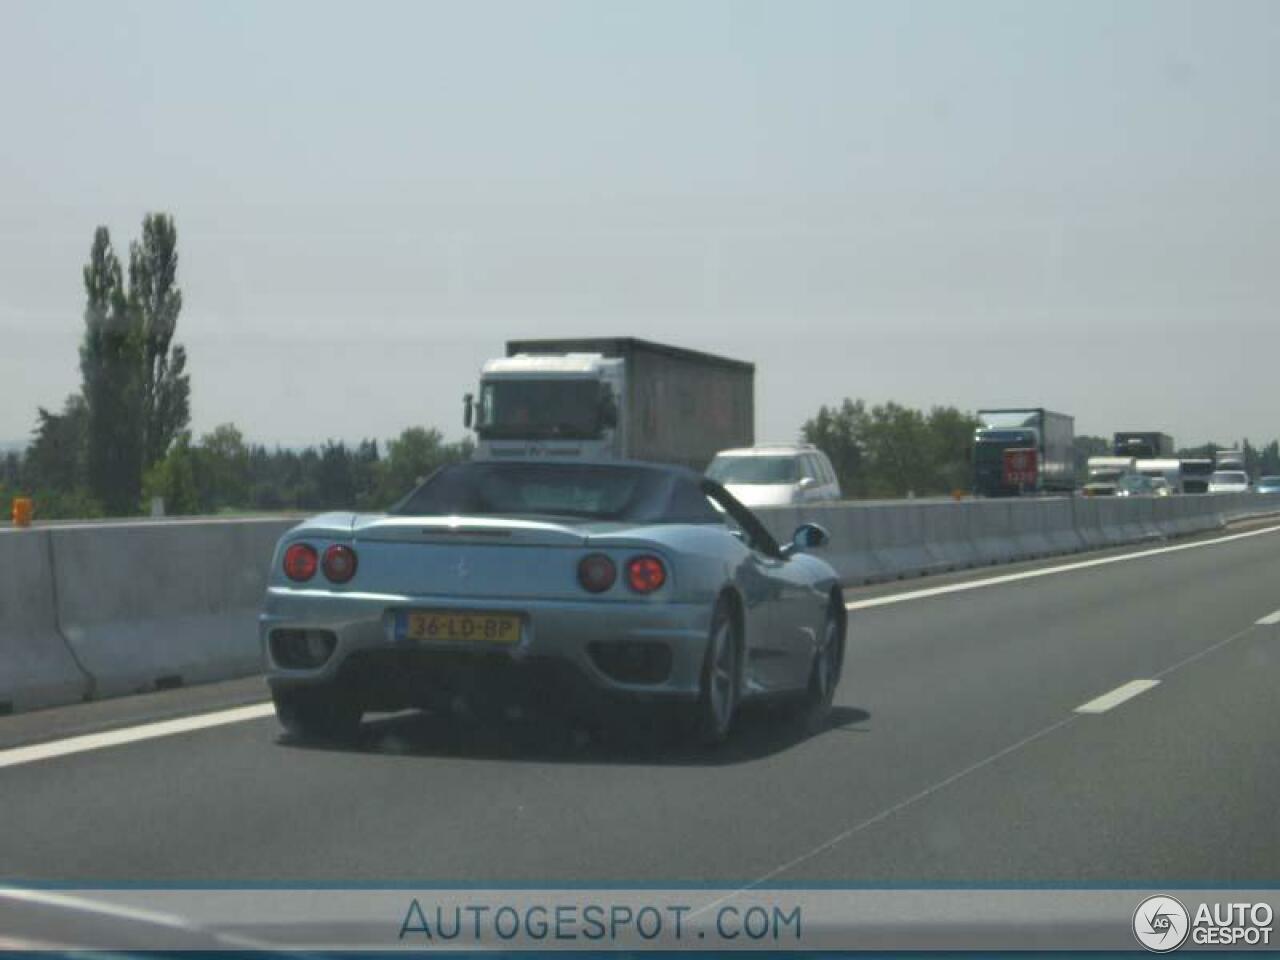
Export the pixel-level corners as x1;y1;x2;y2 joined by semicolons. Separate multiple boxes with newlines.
1133;895;1190;952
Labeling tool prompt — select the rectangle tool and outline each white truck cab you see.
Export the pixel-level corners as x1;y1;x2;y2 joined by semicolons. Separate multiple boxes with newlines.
1083;456;1136;496
466;353;625;461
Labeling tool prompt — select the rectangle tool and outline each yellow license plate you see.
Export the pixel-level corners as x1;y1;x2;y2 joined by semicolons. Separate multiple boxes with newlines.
402;611;521;644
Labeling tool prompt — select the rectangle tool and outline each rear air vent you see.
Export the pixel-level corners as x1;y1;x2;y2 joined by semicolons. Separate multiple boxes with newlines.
588;641;673;684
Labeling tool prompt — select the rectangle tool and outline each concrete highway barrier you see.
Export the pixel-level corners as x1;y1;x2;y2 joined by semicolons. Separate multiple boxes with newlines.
0;529;90;713
866;504;947;579
1;495;1278;716
1180;496;1223;537
765;492;1278;586
1042;498;1085;554
1070;496;1107;549
47;518;294;700
917;501;979;571
968;499;1018;567
1006;499;1055;559
1094;497;1144;546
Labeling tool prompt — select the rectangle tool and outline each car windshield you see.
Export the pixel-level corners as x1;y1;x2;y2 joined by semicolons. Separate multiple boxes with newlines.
1259;477;1280;486
707;455;801;485
1211;471;1248;484
391;461;721;523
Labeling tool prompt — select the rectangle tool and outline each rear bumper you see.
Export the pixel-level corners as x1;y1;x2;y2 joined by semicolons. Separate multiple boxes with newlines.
259;587;711;707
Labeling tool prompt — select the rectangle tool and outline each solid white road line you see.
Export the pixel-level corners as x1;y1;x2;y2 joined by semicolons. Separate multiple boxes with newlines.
0;702;276;771
846;522;1280;612
1073;679;1161;715
1255;609;1280;625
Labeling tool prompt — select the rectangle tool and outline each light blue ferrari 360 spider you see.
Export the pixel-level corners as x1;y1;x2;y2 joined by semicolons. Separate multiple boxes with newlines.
260;460;845;744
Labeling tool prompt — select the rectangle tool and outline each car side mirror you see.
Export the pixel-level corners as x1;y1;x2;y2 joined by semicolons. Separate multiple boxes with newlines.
463;393;474;429
786;522;829;555
798;476;816;490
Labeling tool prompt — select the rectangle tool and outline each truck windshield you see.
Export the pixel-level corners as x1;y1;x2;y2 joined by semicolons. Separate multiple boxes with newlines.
1089;469;1124;482
978;411;1040;429
1116;441;1157;458
973;435;1029;465
478;379;604;440
706;455;800;485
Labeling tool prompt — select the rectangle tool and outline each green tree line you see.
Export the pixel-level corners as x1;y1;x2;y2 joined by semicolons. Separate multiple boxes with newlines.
800;400;978;498
3;417;473;520
1;215;472;520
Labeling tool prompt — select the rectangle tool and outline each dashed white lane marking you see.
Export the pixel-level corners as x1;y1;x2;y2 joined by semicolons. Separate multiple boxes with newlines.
1074;678;1161;714
1255;608;1280;625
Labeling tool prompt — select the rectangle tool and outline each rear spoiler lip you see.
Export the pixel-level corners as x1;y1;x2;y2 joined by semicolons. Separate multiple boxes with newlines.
351;514;590;547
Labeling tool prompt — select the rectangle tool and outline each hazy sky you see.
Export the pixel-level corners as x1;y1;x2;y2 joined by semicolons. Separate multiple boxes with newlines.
2;0;1277;450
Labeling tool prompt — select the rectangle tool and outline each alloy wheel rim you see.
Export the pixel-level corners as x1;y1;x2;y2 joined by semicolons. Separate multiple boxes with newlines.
709;620;735;729
818;619;839;702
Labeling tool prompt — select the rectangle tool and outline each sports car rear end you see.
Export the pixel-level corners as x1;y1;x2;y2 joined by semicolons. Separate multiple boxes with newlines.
260;512;714;716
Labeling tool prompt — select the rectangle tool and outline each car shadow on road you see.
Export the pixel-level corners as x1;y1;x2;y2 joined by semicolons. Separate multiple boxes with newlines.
279;703;871;767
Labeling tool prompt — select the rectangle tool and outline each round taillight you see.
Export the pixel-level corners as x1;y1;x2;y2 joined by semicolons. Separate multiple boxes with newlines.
283;543;318;582
322;544;358;583
578;553;616;593
627;555;666;593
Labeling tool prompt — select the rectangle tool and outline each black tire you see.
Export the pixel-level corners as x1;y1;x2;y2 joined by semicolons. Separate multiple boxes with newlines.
689;598;740;744
802;601;844;732
272;684;363;742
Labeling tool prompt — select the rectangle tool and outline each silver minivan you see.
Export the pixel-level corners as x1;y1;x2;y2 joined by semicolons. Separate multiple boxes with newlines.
706;444;842;508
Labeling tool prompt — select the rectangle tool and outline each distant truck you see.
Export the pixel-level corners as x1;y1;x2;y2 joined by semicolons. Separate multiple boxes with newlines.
972;408;1075;496
1136;458;1183;493
1113;432;1175;460
1215;448;1246;471
1179;458;1215;494
464;337;754;470
1083;456;1136;496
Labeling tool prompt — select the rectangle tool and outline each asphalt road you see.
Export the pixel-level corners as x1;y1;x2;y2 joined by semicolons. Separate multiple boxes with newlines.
2;521;1279;885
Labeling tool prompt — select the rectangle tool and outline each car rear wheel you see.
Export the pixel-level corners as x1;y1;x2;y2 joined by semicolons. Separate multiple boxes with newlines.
691;599;740;744
803;602;844;731
272;684;363;742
